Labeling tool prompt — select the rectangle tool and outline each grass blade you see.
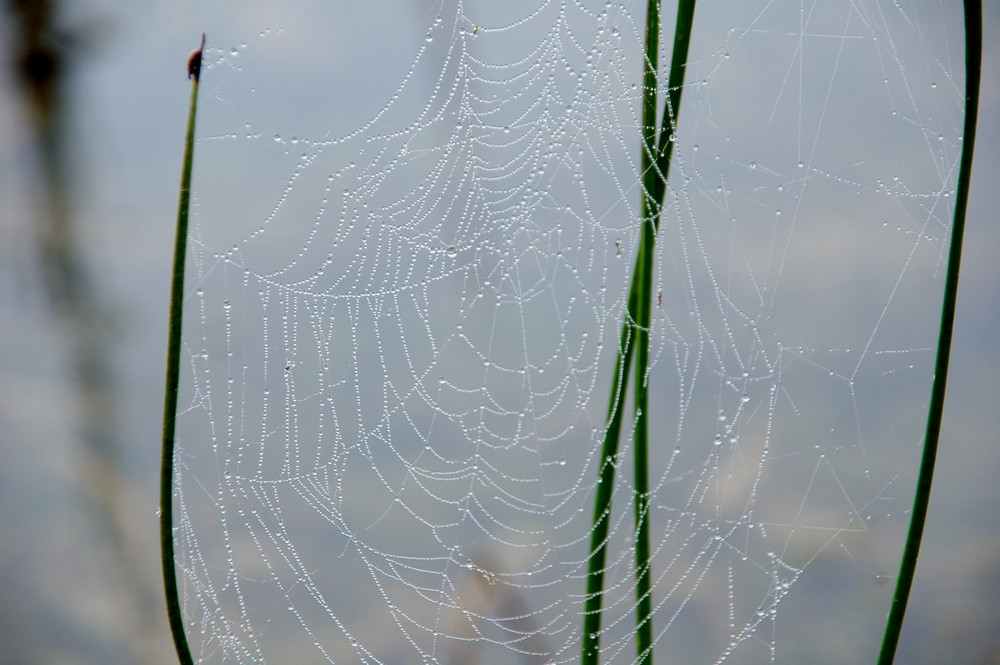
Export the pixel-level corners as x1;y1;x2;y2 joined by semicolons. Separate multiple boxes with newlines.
875;3;981;663
160;33;204;665
582;3;697;664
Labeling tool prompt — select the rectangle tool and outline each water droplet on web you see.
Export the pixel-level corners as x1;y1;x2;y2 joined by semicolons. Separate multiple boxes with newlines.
425;33;433;42
446;246;457;257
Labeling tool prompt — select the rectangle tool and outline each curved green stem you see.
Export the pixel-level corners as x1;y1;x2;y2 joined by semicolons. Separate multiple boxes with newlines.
875;3;981;664
160;34;204;665
582;3;697;664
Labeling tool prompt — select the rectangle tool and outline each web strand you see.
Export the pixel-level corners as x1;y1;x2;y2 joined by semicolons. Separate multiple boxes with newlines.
175;2;964;663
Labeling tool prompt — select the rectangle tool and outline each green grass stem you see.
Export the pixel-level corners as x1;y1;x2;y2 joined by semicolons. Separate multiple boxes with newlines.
582;3;697;664
160;34;204;665
875;3;981;664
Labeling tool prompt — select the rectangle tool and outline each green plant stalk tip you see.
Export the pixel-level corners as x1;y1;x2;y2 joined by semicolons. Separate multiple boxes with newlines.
875;3;980;664
582;2;696;664
160;33;204;665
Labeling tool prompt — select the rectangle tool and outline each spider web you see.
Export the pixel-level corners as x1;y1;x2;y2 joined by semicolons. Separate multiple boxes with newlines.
173;1;965;663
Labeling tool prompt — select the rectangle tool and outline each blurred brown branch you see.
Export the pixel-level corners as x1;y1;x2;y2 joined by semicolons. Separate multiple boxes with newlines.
6;2;169;663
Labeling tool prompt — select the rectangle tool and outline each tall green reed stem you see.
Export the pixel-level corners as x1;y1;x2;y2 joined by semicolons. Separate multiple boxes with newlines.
876;2;981;663
582;4;696;665
160;34;204;665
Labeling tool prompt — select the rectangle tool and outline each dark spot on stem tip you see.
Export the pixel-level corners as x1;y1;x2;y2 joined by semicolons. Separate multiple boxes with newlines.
187;33;206;81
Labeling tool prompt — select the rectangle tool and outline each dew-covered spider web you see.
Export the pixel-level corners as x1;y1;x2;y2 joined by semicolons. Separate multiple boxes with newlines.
173;1;966;663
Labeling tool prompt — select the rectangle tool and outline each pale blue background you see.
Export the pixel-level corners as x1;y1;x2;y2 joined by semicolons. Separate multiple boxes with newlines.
1;2;998;664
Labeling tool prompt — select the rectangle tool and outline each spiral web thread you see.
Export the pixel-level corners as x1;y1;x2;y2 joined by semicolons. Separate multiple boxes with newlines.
174;1;964;663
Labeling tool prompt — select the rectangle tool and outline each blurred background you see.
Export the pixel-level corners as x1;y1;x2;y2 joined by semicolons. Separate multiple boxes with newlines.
0;2;998;664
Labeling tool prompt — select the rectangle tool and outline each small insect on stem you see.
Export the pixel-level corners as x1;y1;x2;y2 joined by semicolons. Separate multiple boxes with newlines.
187;33;206;82
657;291;663;307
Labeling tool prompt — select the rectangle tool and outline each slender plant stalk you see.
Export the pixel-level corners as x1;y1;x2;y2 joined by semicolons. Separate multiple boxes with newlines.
582;3;697;665
875;3;981;664
160;34;205;665
630;1;662;662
